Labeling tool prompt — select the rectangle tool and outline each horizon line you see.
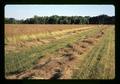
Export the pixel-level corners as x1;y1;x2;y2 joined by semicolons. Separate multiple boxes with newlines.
5;14;115;20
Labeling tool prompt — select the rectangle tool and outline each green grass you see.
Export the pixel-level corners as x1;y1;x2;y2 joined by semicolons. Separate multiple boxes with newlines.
5;27;100;74
72;27;115;79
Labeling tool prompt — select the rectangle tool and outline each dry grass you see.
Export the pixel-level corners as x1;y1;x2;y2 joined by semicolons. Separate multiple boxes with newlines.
5;24;93;37
6;27;103;79
5;24;94;54
5;24;96;45
5;25;115;79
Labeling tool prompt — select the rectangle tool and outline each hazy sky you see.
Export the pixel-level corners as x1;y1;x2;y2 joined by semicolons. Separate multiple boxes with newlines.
5;5;115;20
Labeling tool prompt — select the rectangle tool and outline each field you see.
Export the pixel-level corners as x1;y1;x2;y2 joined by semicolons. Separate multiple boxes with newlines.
5;24;115;79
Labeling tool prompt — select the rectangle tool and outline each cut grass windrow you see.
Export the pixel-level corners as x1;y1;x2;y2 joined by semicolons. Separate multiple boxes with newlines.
5;26;94;54
5;27;101;74
5;26;93;44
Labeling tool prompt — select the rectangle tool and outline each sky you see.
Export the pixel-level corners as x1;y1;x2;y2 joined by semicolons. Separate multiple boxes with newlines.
5;5;115;20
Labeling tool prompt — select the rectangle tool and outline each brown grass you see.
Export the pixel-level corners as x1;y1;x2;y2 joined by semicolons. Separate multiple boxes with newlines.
5;24;95;53
5;24;93;37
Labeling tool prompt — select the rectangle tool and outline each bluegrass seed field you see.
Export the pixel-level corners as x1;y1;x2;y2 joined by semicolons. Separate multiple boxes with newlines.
5;24;115;79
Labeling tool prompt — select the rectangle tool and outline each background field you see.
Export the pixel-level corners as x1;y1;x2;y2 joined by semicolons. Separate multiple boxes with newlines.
5;24;115;79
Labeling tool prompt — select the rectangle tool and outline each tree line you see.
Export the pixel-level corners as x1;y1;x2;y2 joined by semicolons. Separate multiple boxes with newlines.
5;14;115;24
